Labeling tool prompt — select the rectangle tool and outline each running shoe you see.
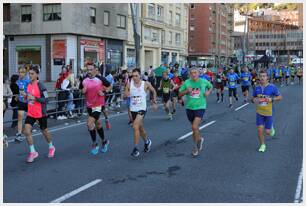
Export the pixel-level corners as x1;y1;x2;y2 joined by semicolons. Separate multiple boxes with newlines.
217;99;221;103
229;104;233;108
191;147;199;157
258;144;266;153
91;143;99;155
3;134;8;149
105;120;111;130
26;151;39;163
48;146;56;158
15;133;25;142
168;113;173;120
197;137;204;151
131;148;140;157
235;97;239;101
101;140;110;153
171;110;176;115
144;139;152;153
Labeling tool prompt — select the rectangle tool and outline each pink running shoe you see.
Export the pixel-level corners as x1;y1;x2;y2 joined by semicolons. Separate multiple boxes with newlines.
48;146;56;158
26;152;39;163
105;120;111;130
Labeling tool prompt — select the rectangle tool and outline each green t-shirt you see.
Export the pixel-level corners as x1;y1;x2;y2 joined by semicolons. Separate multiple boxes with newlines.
179;78;212;110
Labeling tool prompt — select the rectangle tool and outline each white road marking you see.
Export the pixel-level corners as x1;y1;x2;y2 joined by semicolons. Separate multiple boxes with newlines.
235;103;249;111
177;120;216;141
294;164;303;203
50;179;102;203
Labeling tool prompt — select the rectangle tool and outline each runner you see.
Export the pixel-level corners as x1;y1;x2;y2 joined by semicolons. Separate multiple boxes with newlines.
124;68;157;157
273;66;282;85
15;67;30;142
82;63;111;155
226;67;240;108
290;65;296;85
251;69;257;90
282;66;290;86
296;67;303;85
23;66;55;163
179;67;212;157
171;70;184;114
215;67;226;103
158;71;176;120
251;70;282;153
240;66;252;103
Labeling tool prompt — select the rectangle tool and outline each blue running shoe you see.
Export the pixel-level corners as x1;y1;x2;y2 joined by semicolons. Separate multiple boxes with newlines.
101;140;110;153
91;143;99;155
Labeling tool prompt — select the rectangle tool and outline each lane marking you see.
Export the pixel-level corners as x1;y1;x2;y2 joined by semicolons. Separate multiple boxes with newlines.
235;103;249;111
294;164;303;203
177;120;216;141
50;179;102;203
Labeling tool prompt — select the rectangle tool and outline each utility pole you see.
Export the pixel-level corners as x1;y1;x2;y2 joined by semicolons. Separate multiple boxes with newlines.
242;9;248;67
130;3;141;69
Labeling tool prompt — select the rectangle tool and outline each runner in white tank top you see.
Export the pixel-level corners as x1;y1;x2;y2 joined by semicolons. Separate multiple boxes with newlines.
124;68;157;157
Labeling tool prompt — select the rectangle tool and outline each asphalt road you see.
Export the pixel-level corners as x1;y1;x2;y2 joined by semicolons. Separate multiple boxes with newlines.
3;82;303;203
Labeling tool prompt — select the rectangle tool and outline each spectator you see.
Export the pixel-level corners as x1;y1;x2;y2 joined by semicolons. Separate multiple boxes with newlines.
56;66;69;119
60;66;76;118
3;75;13;116
105;70;115;108
10;74;19;128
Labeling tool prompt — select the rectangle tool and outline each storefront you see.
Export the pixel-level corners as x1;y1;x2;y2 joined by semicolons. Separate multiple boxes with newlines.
106;39;123;73
161;51;169;65
80;38;105;67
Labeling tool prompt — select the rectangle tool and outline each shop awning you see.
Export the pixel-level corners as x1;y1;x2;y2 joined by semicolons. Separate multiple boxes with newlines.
16;46;41;52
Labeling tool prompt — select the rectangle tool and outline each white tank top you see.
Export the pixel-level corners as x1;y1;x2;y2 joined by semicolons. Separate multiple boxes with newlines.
130;80;147;112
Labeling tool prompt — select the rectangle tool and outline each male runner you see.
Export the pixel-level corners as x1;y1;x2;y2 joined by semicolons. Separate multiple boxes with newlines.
16;67;30;142
215;68;226;103
82;64;111;155
159;71;176;120
251;70;282;153
171;70;184;114
290;66;296;85
124;68;157;157
240;66;252;103
179;67;212;157
283;66;290;86
227;68;240;108
296;67;303;85
23;66;55;163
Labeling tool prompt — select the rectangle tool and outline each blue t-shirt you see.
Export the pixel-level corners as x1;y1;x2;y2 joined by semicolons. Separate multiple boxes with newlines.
240;72;251;86
106;74;114;86
283;67;290;76
227;73;239;88
17;76;30;103
253;83;281;116
267;68;273;77
274;68;281;77
199;74;211;81
168;72;174;79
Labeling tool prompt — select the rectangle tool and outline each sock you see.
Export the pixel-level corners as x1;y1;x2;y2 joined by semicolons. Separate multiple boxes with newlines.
221;93;224;100
134;145;138;150
48;142;53;148
29;145;36;153
97;127;105;141
89;129;97;143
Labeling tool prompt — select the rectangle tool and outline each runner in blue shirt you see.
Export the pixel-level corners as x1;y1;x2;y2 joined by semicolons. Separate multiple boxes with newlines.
282;66;290;86
240;66;252;103
226;67;240;108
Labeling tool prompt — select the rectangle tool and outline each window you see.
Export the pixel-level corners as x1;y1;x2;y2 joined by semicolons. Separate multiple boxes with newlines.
175;13;180;26
104;11;109;26
157;5;163;17
175;33;181;44
117;14;126;29
4;3;10;22
144;27;151;41
190;4;195;9
169;11;173;24
152;30;159;43
90;7;96;24
43;4;61;21
190;26;195;31
169;31;173;44
21;5;32;22
148;3;155;17
161;30;165;44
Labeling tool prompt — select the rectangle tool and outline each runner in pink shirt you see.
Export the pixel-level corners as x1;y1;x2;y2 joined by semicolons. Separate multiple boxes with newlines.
23;66;55;163
82;64;111;155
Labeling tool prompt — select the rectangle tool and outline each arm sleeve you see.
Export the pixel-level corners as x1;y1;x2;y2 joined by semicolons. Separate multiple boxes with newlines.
36;83;48;103
252;87;257;97
273;86;281;96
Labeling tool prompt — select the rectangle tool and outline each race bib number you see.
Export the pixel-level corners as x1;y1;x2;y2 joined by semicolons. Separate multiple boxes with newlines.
243;77;249;81
190;88;200;99
131;96;142;106
163;87;170;93
230;82;235;86
92;107;101;112
217;79;222;83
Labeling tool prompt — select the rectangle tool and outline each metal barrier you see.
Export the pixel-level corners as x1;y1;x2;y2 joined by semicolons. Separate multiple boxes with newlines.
3;88;129;125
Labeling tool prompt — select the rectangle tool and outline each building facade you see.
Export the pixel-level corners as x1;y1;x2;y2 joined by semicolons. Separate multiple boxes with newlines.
188;3;234;67
125;3;189;71
3;3;128;81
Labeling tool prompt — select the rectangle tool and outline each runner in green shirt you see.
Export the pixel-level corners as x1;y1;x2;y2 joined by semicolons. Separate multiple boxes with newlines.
179;67;213;157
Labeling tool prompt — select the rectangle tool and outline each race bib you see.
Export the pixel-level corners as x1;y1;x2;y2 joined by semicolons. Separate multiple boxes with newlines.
243;77;249;81
217;79;222;83
163;87;170;93
131;96;142;106
230;82;235;86
190;88;200;99
92;107;101;112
